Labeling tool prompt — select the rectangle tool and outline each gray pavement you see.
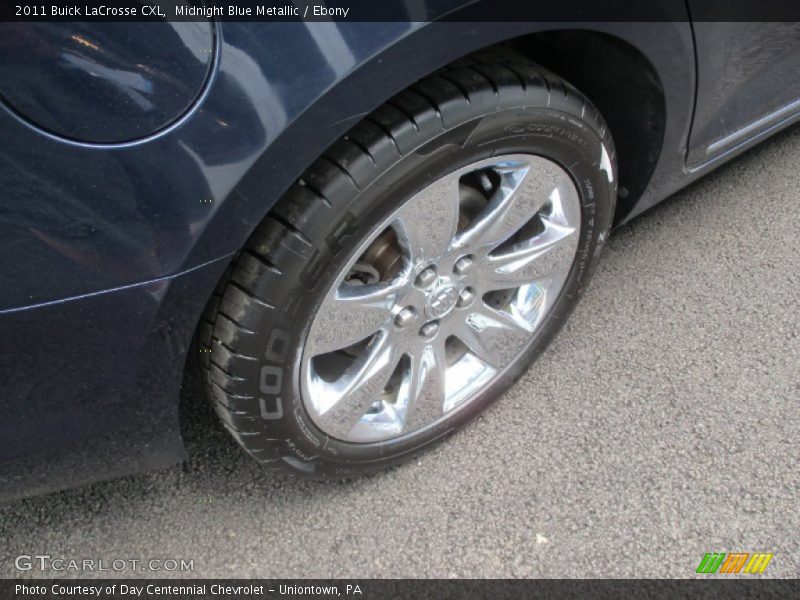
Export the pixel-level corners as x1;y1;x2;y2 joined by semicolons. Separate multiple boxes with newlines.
2;125;798;579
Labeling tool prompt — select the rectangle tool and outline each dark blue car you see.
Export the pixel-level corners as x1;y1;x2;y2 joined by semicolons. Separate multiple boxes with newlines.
2;7;799;500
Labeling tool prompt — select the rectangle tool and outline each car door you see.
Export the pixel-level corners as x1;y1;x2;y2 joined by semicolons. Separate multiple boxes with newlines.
686;20;800;168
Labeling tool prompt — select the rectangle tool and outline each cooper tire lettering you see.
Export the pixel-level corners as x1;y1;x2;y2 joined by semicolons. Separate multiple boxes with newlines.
259;396;283;420
264;328;290;362
259;365;283;395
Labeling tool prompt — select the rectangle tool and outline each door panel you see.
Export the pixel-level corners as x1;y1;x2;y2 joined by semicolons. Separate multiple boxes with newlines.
687;21;800;168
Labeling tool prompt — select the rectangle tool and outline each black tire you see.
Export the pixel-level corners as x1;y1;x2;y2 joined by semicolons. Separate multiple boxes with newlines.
199;49;617;478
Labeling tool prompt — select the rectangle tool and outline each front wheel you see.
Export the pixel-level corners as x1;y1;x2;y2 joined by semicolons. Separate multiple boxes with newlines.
200;51;617;477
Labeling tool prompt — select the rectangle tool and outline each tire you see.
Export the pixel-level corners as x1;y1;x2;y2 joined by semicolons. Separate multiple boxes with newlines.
199;49;617;478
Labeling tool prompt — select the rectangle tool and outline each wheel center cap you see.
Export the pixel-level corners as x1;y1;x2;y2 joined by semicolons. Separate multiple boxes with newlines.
426;284;460;319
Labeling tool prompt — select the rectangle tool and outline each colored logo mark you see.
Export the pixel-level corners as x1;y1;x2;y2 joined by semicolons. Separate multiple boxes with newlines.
696;552;773;574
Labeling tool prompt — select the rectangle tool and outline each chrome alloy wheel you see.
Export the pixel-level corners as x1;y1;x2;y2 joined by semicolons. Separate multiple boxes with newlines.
300;154;581;443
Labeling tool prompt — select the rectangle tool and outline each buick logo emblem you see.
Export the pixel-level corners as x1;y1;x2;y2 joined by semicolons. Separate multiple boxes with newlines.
426;285;460;319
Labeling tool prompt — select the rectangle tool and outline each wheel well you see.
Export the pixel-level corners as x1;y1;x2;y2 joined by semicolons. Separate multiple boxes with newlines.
505;30;666;223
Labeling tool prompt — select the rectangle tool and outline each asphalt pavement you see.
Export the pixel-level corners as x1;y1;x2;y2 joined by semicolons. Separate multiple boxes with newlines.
2;125;798;579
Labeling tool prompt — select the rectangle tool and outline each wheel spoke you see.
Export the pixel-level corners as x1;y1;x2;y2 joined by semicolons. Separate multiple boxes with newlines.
454;158;569;253
482;220;578;290
403;341;448;430
453;304;533;369
315;333;401;439
307;282;402;356
394;172;460;264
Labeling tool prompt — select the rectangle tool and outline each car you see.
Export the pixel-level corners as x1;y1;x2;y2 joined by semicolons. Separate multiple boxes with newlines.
2;7;800;501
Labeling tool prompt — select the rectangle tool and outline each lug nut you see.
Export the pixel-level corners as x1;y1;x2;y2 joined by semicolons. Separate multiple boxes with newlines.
457;287;476;308
395;307;416;328
419;321;440;338
415;266;438;288
454;255;474;276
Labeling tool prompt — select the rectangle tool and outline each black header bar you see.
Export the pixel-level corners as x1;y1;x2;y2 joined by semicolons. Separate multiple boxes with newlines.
4;0;800;22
